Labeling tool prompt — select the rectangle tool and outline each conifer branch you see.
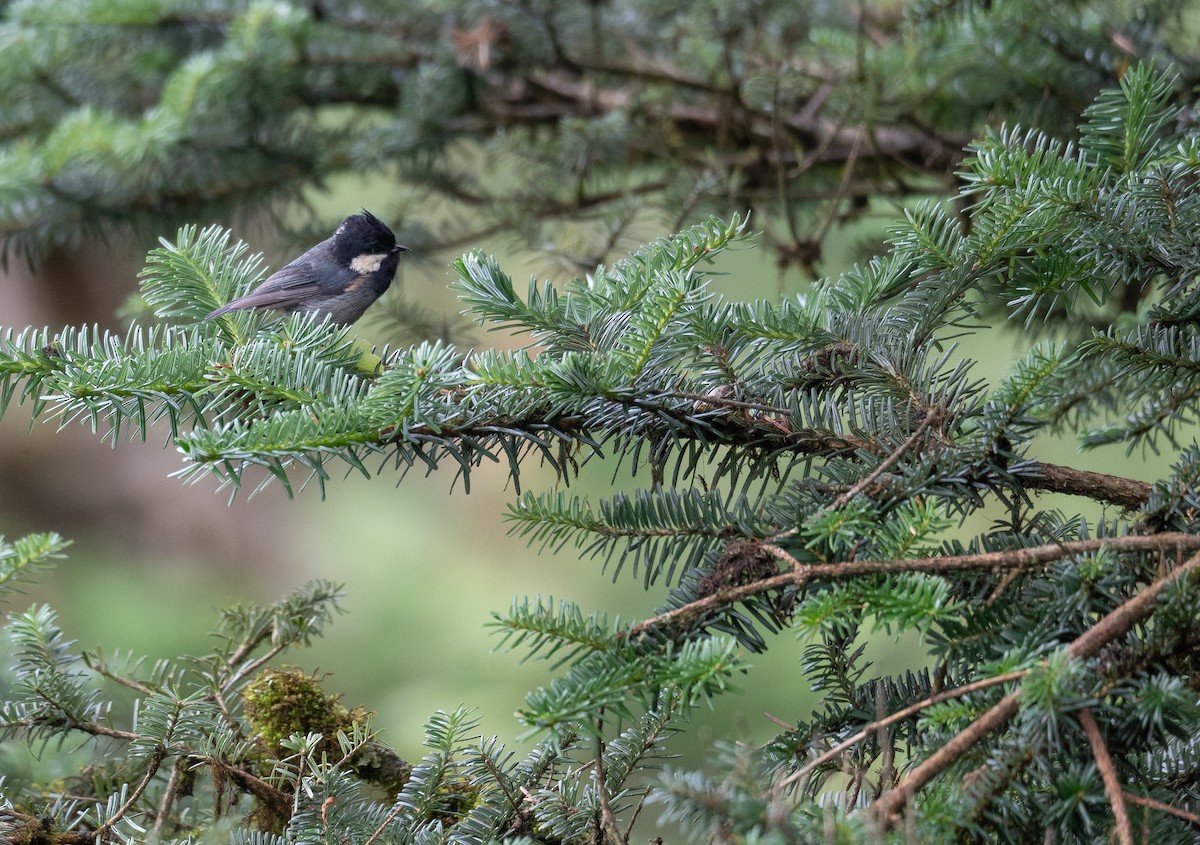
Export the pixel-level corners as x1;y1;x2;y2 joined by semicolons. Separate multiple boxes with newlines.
1025;462;1153;509
152;757;190;841
776;669;1030;793
206;758;291;819
94;745;166;840
829;411;940;511
628;533;1200;638
3;714;139;742
871;548;1200;830
486;70;966;177
5;52;1200;842
1122;792;1200;830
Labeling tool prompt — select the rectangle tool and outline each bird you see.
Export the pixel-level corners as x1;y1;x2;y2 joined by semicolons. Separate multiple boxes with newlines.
206;211;407;326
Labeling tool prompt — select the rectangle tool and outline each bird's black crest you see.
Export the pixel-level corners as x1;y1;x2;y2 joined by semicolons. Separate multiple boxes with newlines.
334;210;398;256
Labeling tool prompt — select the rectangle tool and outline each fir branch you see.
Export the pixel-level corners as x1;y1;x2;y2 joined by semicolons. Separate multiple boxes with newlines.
205;757;292;820
628;532;1200;638
777;669;1030;793
0;531;70;597
835;412;940;509
1122;792;1200;830
1022;462;1152;509
93;744;166;841
871;548;1200;831
151;756;190;841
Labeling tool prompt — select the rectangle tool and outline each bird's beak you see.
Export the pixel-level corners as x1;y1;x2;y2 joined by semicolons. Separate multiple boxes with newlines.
395;244;409;253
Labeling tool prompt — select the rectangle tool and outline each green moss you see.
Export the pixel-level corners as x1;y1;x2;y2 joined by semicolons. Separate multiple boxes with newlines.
242;666;413;794
243;666;362;757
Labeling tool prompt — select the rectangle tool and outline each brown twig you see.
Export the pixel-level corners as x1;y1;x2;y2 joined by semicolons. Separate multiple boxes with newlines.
94;746;165;839
6;712;140;742
221;640;289;695
364;803;406;845
593;711;624;845
869;549;1200;830
763;711;796;731
810;123;865;248
626;533;1200;638
620;787;653;842
873;680;896;799
1123;792;1200;829
829;411;939;511
669;390;793;416
151;756;190;841
1025;463;1151;510
83;652;158;697
1078;708;1133;845
225;622;278;668
775;669;1028;793
206;758;291;819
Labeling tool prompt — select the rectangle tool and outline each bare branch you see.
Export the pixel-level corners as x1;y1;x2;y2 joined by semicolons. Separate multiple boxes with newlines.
1023;463;1152;510
94;746;165;839
152;757;190;841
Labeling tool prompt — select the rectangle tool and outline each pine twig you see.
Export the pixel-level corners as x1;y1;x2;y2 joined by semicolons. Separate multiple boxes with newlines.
873;680;896;799
829;411;938;511
594;710;624;845
221;640;289;694
620;787;653;842
6;712;140;742
152;756;190;841
364;804;405;845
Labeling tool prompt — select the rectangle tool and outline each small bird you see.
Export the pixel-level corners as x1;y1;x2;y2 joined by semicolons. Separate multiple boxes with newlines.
206;211;407;326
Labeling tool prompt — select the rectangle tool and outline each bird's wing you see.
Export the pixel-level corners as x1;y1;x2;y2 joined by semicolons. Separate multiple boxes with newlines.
207;261;326;317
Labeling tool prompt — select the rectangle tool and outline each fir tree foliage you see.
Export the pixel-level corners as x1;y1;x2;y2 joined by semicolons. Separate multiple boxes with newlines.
0;566;683;844
7;60;1200;844
0;531;69;596
0;0;1193;270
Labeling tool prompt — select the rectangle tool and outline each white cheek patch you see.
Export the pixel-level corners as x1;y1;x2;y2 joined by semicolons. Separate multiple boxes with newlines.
350;253;387;274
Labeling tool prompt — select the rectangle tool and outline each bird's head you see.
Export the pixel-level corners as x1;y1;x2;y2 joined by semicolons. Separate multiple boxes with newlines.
334;210;408;273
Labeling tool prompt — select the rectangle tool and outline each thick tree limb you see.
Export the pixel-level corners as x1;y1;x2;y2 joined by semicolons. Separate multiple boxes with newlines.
482;71;968;178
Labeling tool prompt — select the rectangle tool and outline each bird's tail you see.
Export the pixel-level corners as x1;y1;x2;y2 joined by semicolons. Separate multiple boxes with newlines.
205;302;240;320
